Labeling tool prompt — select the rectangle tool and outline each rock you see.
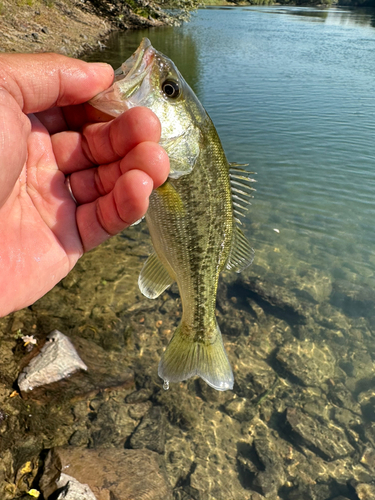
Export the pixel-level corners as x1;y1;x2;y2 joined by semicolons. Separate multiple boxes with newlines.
358;388;375;421
251;438;286;497
360;447;375;473
55;473;97;500
276;340;336;386
18;334;134;403
68;429;89;447
130;406;166;454
18;330;87;392
223;397;257;422
353;482;375;500
173;485;201;500
40;447;172;500
31;32;39;41
331;497;352;500
285;407;355;461
287;483;331;500
41;27;49;34
125;388;153;404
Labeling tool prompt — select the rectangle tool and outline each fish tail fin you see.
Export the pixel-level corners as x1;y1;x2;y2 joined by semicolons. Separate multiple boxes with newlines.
158;321;234;391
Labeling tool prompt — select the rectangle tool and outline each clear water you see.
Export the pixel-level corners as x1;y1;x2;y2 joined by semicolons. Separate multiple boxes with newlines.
85;6;375;317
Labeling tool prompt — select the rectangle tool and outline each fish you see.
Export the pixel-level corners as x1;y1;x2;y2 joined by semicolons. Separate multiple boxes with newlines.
89;38;255;391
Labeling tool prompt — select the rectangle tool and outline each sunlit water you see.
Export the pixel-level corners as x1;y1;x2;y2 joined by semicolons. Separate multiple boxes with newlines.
85;6;375;319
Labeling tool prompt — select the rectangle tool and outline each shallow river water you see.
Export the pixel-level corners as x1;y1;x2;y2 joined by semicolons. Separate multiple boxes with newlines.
1;6;375;500
85;6;375;306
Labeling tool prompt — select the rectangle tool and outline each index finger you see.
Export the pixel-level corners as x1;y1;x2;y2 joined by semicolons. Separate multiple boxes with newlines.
52;107;162;174
0;53;114;114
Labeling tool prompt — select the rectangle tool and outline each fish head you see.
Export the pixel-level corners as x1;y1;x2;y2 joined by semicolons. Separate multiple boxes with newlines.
89;38;207;178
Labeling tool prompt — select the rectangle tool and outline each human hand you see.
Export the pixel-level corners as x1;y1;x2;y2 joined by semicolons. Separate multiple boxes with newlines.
0;53;169;317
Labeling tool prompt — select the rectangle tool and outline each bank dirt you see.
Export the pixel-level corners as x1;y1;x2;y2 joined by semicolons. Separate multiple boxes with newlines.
0;0;173;57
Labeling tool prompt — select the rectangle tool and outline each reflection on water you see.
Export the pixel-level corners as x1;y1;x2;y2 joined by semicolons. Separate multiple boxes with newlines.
1;6;375;500
245;5;375;28
85;28;202;94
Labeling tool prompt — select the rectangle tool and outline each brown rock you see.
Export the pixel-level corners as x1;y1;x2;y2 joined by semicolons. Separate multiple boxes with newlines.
285;407;355;461
40;446;172;500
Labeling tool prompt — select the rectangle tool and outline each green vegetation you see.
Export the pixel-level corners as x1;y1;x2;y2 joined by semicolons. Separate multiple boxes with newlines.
88;0;198;24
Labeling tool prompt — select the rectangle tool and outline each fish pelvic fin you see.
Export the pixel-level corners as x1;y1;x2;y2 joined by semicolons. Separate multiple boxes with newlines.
158;321;234;391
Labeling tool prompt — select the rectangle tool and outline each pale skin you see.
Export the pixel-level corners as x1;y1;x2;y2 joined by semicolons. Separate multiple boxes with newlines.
0;53;169;317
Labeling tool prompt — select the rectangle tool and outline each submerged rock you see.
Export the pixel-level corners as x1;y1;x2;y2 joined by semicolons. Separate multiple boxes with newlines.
223;397;257;422
18;330;87;392
40;446;172;500
130;406;166;454
354;482;375;500
276;340;336;387
285;407;355;461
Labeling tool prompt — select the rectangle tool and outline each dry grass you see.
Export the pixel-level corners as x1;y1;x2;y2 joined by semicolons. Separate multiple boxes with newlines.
0;0;113;56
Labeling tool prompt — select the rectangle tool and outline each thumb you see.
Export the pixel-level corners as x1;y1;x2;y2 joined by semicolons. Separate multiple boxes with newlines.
0;53;114;114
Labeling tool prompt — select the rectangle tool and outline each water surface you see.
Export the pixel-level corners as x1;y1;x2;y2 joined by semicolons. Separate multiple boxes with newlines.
85;6;375;312
25;7;374;499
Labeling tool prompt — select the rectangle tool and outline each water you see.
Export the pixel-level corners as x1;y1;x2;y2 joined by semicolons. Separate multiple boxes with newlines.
82;9;375;498
85;7;375;313
1;7;375;500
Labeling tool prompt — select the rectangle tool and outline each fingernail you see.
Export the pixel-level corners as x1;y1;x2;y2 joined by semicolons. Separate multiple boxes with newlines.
89;62;113;75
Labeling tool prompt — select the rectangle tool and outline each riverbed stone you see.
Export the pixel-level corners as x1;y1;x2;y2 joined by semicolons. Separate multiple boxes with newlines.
285;407;355;461
276;340;336;386
39;446;172;500
360;446;375;473
17;330;87;392
251;437;286;497
130;406;166;454
223;397;257;422
352;482;375;500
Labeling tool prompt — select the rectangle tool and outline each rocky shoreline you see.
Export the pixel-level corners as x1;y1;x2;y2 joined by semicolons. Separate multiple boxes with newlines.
0;0;176;57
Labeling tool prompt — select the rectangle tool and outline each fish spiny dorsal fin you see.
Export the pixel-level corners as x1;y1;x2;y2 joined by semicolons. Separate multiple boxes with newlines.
226;163;256;273
138;252;174;299
229;163;256;224
226;226;255;273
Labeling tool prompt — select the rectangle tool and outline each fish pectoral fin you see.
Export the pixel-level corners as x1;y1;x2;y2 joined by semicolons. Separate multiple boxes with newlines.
226;226;254;273
138;252;174;299
158;322;234;392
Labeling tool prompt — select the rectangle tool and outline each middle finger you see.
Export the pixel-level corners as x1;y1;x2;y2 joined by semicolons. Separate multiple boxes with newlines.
69;141;169;205
52;107;162;174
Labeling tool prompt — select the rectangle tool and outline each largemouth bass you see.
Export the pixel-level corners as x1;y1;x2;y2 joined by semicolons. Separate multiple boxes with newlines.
90;38;255;391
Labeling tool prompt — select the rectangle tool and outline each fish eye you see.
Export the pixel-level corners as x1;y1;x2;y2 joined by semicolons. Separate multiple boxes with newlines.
162;79;180;99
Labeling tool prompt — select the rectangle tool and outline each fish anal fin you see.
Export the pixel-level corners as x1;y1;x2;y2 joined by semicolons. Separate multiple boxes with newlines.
226;226;254;273
138;252;174;299
158;322;234;391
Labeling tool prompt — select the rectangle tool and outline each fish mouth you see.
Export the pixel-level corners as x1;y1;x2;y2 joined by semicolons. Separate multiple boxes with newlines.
114;38;154;83
89;38;155;116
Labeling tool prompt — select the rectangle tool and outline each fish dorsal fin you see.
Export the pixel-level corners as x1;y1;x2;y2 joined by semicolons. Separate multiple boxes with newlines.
226;226;255;273
138;252;174;299
229;163;256;225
